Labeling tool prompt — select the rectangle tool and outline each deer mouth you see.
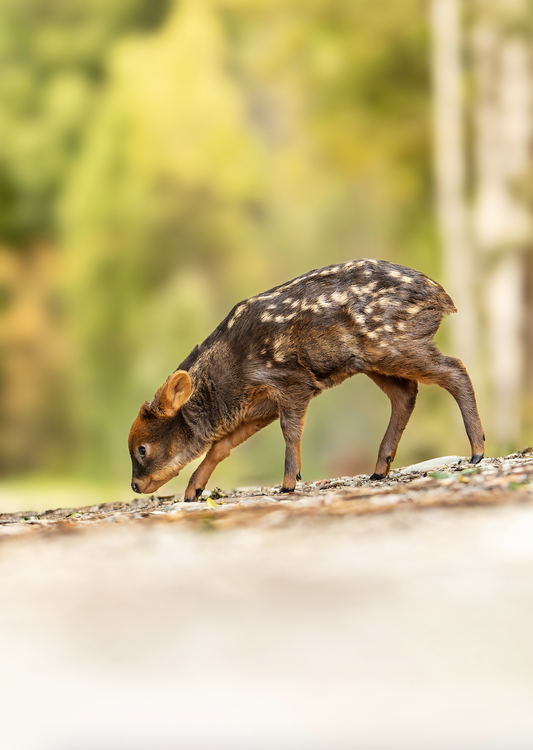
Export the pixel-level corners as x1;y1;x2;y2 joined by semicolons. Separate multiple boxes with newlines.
131;477;162;494
132;468;182;495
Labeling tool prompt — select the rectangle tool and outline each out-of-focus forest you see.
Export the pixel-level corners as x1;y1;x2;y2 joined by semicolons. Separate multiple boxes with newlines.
0;0;532;505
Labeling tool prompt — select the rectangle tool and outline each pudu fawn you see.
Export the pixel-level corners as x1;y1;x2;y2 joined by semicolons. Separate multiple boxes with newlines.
129;259;484;499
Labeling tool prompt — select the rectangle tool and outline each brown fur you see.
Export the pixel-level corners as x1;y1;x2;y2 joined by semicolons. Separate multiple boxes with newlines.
128;259;485;499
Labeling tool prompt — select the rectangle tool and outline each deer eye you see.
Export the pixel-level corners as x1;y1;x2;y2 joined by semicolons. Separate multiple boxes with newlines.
138;446;146;458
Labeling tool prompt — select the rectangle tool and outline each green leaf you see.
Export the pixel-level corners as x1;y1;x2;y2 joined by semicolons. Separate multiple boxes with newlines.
428;471;451;479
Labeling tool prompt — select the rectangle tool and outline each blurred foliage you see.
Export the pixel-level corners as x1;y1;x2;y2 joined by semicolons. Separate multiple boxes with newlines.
0;0;466;491
0;0;172;245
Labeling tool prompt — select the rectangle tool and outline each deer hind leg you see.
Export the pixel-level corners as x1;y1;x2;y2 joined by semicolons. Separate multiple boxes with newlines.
411;352;485;462
183;418;274;501
368;373;419;479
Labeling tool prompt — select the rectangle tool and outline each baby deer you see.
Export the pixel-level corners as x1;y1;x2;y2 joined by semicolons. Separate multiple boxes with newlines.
129;259;484;499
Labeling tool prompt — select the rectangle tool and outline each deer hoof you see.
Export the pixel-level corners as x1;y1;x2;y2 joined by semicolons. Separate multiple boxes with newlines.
369;472;385;481
280;486;295;494
183;487;203;502
470;453;484;465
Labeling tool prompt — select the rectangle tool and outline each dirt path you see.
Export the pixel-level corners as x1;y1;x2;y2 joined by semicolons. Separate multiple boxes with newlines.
2;450;532;535
1;451;533;750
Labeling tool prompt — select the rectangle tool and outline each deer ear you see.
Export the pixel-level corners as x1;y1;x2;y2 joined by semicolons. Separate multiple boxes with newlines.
155;371;192;417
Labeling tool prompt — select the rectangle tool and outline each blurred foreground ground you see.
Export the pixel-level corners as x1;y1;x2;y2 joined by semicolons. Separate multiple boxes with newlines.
1;452;533;750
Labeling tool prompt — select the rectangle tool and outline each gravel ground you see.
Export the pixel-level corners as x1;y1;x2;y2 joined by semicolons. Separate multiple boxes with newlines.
1;450;533;750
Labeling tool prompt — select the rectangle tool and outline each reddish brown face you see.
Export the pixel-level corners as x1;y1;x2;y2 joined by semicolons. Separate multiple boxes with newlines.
128;417;174;494
128;370;192;495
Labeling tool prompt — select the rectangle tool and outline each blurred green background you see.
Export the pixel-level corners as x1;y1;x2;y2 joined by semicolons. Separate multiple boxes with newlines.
0;0;531;510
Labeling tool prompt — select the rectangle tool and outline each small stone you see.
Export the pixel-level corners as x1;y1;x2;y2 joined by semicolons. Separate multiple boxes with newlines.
400;456;464;473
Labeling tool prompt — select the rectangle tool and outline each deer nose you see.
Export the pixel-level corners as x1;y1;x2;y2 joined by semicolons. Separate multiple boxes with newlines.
132;481;140;493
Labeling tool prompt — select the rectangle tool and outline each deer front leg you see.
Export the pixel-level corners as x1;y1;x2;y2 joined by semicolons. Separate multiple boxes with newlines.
183;419;273;501
279;404;309;493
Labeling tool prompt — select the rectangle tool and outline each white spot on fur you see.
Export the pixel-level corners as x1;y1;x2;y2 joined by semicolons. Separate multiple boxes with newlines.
228;304;245;329
317;294;332;308
291;300;299;308
273;336;291;358
376;296;397;307
282;298;293;305
331;290;349;304
262;291;282;300
389;270;401;279
427;279;438;287
397;321;406;330
261;312;273;322
401;275;413;284
407;305;420;315
274;316;286;323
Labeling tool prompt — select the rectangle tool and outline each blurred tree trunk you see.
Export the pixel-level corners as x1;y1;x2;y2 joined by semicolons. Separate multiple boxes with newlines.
431;0;478;375
471;0;533;450
525;251;533;440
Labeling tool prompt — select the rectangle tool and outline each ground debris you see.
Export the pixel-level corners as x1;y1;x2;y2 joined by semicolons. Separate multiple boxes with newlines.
1;450;532;537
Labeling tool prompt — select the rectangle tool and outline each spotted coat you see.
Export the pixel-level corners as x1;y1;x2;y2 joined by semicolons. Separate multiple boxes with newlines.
129;259;484;500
